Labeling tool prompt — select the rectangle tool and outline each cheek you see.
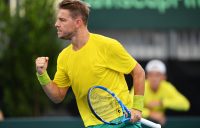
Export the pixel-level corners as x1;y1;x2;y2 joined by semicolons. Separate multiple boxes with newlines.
63;22;75;31
148;75;162;84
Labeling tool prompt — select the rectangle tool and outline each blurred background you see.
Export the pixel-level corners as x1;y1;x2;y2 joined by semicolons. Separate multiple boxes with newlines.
0;0;200;128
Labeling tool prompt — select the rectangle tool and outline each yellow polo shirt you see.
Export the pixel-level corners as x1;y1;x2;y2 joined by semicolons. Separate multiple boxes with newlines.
53;33;137;127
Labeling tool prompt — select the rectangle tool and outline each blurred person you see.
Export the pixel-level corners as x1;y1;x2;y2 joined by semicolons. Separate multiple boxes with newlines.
131;59;190;126
35;0;145;128
0;110;4;121
0;85;4;121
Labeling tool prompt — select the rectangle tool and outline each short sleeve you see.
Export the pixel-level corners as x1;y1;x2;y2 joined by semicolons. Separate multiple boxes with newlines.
106;41;137;74
53;53;70;88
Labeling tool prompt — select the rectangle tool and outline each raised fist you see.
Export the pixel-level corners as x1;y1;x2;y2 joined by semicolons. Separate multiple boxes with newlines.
35;57;49;75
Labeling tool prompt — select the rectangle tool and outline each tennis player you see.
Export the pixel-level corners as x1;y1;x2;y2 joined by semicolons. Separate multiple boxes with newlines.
131;59;190;126
35;0;145;127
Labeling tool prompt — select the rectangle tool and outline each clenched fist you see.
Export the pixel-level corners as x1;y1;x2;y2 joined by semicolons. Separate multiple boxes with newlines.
35;57;49;75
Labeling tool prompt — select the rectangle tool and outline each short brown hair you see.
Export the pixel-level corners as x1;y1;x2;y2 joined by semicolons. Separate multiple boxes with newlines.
59;0;90;25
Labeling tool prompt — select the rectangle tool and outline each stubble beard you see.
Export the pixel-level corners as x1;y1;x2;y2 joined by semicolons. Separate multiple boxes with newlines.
59;29;77;40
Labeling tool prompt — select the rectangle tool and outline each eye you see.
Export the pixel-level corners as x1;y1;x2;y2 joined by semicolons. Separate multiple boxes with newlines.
59;18;66;22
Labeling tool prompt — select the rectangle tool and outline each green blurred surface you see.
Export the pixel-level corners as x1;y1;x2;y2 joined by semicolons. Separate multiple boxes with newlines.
143;116;200;128
0;116;200;128
0;117;84;128
88;8;200;29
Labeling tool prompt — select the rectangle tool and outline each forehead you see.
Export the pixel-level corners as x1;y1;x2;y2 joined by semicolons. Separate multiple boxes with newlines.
147;71;163;76
57;9;71;18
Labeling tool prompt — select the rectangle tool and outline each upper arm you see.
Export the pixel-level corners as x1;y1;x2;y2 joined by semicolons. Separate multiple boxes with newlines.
53;68;70;87
130;63;145;95
58;86;69;99
106;41;137;74
162;83;190;110
164;84;184;98
130;63;145;78
53;53;71;87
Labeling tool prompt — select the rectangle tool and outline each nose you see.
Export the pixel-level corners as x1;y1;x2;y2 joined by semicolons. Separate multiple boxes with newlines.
55;20;59;28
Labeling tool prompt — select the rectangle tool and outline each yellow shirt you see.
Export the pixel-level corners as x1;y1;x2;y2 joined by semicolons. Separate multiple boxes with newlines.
53;33;137;127
142;80;190;117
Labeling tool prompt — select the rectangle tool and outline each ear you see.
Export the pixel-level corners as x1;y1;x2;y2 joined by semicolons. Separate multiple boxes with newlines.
75;17;83;28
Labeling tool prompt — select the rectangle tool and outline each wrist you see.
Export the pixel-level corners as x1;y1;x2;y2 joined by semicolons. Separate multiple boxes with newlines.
37;70;45;75
36;70;51;86
132;95;144;111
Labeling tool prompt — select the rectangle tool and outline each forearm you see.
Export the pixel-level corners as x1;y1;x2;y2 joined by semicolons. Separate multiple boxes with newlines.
43;81;68;103
36;71;68;103
163;96;190;111
162;86;190;111
35;57;68;103
132;64;145;95
131;63;145;111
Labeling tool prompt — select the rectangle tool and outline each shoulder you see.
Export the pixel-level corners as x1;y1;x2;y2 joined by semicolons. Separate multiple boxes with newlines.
90;33;120;47
160;80;176;90
161;80;173;86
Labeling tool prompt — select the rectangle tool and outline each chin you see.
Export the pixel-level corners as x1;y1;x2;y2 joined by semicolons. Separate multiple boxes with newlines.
57;34;65;39
58;36;71;40
58;32;74;40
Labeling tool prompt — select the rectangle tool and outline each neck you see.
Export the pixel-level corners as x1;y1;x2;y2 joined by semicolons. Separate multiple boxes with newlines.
71;26;90;51
152;87;158;92
150;84;159;92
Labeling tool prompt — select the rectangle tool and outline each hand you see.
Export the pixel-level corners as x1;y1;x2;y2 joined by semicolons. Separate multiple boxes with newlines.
130;109;142;123
35;57;49;75
149;111;166;125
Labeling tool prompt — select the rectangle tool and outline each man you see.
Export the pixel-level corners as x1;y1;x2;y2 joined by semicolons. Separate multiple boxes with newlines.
0;110;3;121
0;85;4;121
132;60;190;126
35;0;145;127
